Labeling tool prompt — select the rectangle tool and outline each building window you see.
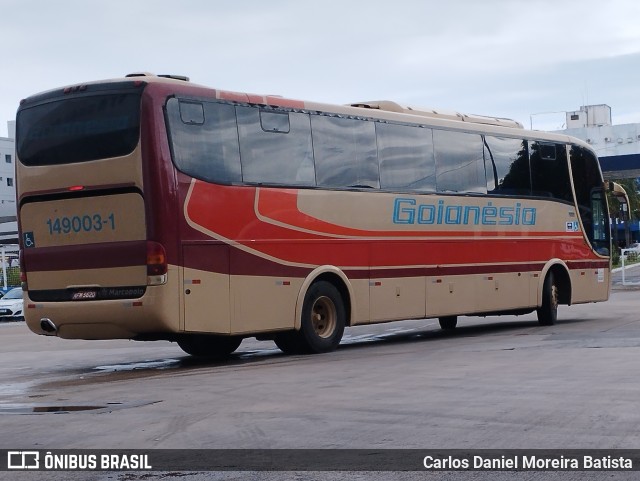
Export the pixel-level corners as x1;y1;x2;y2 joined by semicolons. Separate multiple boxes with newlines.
5;155;11;163
7;178;13;187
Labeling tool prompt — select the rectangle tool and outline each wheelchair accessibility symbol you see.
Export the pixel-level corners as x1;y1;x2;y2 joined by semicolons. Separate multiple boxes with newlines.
23;232;36;248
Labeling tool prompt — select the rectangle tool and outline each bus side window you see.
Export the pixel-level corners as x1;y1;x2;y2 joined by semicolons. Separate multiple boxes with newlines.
570;145;610;254
530;142;572;202
434;130;486;194
311;115;379;189
166;98;242;184
237;107;315;186
377;123;436;192
483;136;530;196
591;190;608;242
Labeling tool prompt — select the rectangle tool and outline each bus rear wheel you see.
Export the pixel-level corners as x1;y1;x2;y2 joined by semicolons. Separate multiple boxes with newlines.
537;272;559;326
276;281;346;354
177;335;242;359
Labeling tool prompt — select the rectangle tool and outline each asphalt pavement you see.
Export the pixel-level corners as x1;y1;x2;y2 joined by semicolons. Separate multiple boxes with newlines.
1;288;639;481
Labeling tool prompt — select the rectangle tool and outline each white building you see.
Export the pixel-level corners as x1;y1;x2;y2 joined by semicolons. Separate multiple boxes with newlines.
555;105;640;179
554;106;640;244
0;121;18;244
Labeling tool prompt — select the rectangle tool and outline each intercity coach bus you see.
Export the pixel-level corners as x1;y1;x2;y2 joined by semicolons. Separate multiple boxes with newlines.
16;73;612;357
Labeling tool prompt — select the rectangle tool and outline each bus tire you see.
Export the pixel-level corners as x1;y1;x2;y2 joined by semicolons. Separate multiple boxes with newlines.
273;331;305;355
439;316;458;330
537;272;558;326
297;280;346;354
177;335;242;359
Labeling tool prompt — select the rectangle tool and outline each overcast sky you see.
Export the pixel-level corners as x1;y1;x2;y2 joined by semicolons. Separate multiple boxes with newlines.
2;0;640;137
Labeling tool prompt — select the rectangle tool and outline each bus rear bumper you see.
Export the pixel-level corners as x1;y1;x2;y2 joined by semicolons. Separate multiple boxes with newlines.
24;285;179;340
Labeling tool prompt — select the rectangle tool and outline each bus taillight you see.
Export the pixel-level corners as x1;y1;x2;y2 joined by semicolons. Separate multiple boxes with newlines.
146;241;167;286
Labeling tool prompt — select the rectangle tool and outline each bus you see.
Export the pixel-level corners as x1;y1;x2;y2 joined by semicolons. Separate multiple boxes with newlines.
15;73;612;358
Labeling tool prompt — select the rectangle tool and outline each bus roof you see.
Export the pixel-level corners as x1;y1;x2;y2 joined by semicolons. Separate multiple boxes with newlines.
21;72;593;152
349;100;525;129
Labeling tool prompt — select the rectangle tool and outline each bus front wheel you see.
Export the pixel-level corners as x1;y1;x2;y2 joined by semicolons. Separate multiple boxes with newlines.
273;332;304;355
537;272;558;326
177;335;242;359
439;316;458;330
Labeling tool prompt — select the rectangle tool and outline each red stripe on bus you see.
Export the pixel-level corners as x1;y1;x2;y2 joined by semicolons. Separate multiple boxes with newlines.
189;181;584;241
177;245;609;279
565;260;610;270
186;182;590;248
185;182;594;267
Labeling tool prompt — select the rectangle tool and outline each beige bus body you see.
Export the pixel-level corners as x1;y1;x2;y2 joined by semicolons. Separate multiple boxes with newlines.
16;75;610;349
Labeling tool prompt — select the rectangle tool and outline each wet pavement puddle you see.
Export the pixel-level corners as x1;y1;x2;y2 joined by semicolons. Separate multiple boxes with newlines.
0;400;160;415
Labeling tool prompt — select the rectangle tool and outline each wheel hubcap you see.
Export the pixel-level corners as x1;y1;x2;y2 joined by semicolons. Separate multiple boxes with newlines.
311;296;337;339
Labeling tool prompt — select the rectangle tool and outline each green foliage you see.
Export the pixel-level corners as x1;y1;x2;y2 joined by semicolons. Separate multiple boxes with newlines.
612;249;620;267
0;267;21;288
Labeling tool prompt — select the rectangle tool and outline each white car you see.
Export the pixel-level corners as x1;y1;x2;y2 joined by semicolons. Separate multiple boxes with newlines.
0;288;24;321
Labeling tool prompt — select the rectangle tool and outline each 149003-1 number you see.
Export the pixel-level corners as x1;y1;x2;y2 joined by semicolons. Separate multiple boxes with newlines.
46;214;116;235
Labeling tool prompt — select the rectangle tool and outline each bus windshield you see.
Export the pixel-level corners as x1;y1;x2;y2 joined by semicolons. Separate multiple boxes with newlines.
17;92;141;166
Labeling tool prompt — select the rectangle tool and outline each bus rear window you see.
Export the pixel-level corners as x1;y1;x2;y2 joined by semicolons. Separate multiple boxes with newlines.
17;93;141;166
